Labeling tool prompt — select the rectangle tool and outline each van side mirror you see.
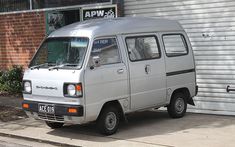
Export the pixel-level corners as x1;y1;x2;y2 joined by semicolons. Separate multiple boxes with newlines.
90;56;101;69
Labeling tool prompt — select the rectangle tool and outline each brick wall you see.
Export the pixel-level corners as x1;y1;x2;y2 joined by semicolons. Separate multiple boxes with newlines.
0;11;46;70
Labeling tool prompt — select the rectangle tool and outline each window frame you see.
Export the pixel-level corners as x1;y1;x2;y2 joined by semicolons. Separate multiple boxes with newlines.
0;0;31;13
162;33;189;58
0;0;112;14
125;35;161;62
32;0;112;9
90;36;122;66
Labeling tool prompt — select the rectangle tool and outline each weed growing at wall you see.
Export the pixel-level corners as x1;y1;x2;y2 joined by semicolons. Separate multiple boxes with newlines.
0;66;23;94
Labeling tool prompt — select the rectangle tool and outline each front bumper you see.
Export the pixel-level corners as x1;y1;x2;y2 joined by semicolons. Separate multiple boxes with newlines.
22;100;84;124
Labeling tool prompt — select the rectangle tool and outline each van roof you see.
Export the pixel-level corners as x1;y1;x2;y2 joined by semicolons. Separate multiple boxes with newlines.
49;17;184;38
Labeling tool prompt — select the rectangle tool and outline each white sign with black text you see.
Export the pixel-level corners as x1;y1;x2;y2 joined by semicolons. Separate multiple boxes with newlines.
82;5;117;21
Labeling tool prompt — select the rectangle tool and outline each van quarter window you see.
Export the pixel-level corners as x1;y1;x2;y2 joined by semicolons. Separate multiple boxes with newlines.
162;34;188;57
126;36;160;61
91;38;121;65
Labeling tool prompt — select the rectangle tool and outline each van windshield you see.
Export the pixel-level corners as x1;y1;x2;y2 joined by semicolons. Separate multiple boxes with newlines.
30;37;89;69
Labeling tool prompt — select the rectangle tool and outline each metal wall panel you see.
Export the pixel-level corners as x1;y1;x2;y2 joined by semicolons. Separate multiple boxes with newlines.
124;0;235;115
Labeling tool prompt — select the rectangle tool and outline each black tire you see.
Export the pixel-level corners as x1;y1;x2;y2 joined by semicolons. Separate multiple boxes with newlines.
45;121;64;129
97;106;120;135
167;92;187;118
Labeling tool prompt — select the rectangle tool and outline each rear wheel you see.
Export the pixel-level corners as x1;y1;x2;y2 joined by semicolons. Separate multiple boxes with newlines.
167;92;187;118
97;106;120;135
45;121;64;129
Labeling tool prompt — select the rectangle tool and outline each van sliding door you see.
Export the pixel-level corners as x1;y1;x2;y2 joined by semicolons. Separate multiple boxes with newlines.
124;34;167;110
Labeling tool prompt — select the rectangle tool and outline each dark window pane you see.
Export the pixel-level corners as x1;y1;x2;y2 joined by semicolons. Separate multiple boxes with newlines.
33;0;111;9
0;0;30;12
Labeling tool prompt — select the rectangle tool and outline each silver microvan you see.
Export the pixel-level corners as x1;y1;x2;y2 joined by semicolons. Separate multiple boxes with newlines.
22;17;197;135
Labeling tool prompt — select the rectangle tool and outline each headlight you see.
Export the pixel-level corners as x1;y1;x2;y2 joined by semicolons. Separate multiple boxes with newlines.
67;84;76;96
64;83;82;98
23;81;32;94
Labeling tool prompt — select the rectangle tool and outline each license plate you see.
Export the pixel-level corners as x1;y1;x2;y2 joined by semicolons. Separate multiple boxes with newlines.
38;104;55;114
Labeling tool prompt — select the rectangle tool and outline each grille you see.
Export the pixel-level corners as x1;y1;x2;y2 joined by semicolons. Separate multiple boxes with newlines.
38;113;64;122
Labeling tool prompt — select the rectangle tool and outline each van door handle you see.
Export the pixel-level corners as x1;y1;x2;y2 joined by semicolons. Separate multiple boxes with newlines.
145;65;151;74
117;69;124;74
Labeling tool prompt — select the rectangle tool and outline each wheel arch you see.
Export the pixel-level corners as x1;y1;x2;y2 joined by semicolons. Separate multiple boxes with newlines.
171;87;195;105
97;100;125;122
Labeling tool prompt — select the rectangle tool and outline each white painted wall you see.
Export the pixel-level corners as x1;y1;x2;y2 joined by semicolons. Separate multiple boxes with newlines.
124;0;235;115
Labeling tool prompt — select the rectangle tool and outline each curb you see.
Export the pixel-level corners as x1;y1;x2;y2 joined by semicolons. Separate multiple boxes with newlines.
0;132;81;147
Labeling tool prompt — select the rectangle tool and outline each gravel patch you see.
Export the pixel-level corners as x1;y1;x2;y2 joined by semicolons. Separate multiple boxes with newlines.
0;106;27;122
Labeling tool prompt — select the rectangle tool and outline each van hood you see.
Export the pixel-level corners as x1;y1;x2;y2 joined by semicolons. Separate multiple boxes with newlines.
23;68;83;99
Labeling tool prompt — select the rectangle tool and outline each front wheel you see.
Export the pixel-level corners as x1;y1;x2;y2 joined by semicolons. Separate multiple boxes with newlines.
97;106;120;135
45;121;64;129
167;93;187;118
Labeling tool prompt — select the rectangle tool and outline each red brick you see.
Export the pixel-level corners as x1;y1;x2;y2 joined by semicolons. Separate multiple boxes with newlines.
0;11;46;69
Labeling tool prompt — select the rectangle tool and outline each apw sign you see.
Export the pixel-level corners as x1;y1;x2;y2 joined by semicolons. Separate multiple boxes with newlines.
82;5;117;21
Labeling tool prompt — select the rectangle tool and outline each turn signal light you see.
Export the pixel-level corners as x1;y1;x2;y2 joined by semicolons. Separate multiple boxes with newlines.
22;103;29;109
68;108;77;113
76;85;82;91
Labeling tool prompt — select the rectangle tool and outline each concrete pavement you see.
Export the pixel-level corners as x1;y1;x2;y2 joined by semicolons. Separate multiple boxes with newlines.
0;136;58;147
0;111;235;147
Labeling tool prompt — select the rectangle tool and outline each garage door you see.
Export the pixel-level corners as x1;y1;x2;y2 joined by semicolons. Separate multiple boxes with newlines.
124;0;235;115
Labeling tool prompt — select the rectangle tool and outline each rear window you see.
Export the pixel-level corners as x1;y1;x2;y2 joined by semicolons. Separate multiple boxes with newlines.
162;34;188;57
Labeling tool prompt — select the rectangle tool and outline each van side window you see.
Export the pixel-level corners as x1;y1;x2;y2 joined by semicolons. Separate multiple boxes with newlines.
163;34;188;57
126;36;160;61
91;38;121;65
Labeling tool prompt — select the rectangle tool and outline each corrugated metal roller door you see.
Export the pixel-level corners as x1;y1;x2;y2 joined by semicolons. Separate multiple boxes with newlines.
124;0;235;115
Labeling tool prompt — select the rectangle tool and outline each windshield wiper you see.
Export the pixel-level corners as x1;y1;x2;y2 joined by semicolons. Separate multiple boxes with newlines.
48;63;79;71
30;63;48;70
30;62;55;70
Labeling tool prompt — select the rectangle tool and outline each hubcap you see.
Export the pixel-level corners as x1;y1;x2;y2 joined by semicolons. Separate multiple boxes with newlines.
175;97;185;114
105;112;117;131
